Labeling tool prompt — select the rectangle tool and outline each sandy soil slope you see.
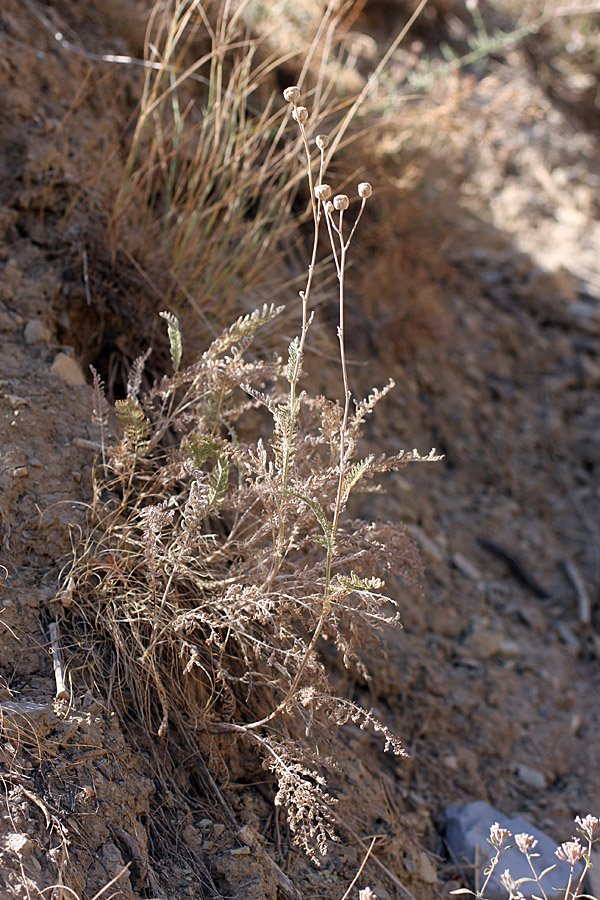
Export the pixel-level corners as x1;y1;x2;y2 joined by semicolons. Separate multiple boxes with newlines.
1;1;599;898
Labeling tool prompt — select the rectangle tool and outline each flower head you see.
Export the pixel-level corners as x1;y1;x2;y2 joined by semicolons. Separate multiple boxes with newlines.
556;838;585;865
575;815;600;841
500;870;525;899
515;833;538;854
314;184;332;202
333;194;349;211
292;106;308;124
489;822;511;851
315;134;329;150
358;182;373;199
283;86;301;103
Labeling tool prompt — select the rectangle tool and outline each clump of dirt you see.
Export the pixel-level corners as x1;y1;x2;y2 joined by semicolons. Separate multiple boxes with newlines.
0;699;156;899
1;1;600;899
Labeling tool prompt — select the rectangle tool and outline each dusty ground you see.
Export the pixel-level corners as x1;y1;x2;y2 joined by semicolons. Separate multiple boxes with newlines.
1;1;599;899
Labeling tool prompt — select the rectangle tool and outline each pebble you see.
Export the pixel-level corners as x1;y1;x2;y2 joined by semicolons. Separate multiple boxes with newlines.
5;833;33;854
515;763;547;789
569;301;600;322
50;352;87;386
497;639;520;658
451;553;482;581
445;801;580;900
460;629;502;660
24;319;52;344
418;851;438;884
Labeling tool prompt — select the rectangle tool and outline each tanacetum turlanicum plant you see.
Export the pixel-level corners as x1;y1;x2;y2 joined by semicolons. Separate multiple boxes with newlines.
65;79;442;867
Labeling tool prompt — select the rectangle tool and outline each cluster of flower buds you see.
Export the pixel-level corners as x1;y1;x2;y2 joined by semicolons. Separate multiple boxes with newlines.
575;815;600;841
555;838;585;865
317;183;373;216
500;870;525;900
283;87;374;215
283;85;308;125
514;833;538;854
489;822;512;851
314;184;331;202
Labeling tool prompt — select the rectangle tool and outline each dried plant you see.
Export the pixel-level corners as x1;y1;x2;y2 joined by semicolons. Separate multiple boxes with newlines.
65;81;442;867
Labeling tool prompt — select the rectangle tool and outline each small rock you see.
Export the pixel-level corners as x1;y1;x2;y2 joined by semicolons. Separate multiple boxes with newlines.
418;851;438;884
5;833;33;854
406;524;444;561
498;639;520;658
460;629;502;660
50;352;87;386
451;553;482;581
555;621;580;652
1;701;56;725
24;319;52;344
5;394;28;409
570;713;583;736
446;801;579;900
569;301;600;323
515;763;547;789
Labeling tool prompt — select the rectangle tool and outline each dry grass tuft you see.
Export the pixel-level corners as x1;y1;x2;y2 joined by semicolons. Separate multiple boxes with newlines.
109;0;354;325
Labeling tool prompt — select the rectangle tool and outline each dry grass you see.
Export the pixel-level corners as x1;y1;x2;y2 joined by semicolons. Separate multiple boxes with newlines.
109;0;356;326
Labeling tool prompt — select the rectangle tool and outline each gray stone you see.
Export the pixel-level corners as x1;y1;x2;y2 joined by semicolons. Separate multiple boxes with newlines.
23;319;52;344
515;764;547;790
445;801;582;899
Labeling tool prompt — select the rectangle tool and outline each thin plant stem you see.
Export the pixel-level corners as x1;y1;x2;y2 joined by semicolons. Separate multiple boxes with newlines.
524;852;550;900
572;837;593;898
476;848;499;897
242;590;333;731
340;836;378;900
264;105;327;588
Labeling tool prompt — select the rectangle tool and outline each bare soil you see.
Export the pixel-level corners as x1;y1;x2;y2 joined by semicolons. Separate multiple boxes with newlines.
1;2;599;899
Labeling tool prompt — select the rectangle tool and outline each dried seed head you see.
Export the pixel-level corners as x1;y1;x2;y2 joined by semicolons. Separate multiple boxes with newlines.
490;822;511;851
359;890;377;900
515;833;538;854
324;200;335;216
575;815;600;841
315;134;329;150
556;839;585;865
314;184;332;202
292;106;309;124
358;181;373;199
333;194;349;211
500;870;525;899
283;86;301;103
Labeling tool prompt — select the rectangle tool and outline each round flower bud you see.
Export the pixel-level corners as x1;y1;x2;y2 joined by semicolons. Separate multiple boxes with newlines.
314;184;332;202
324;201;335;216
358;182;373;199
333;194;349;211
283;86;301;104
315;134;329;150
292;106;309;124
